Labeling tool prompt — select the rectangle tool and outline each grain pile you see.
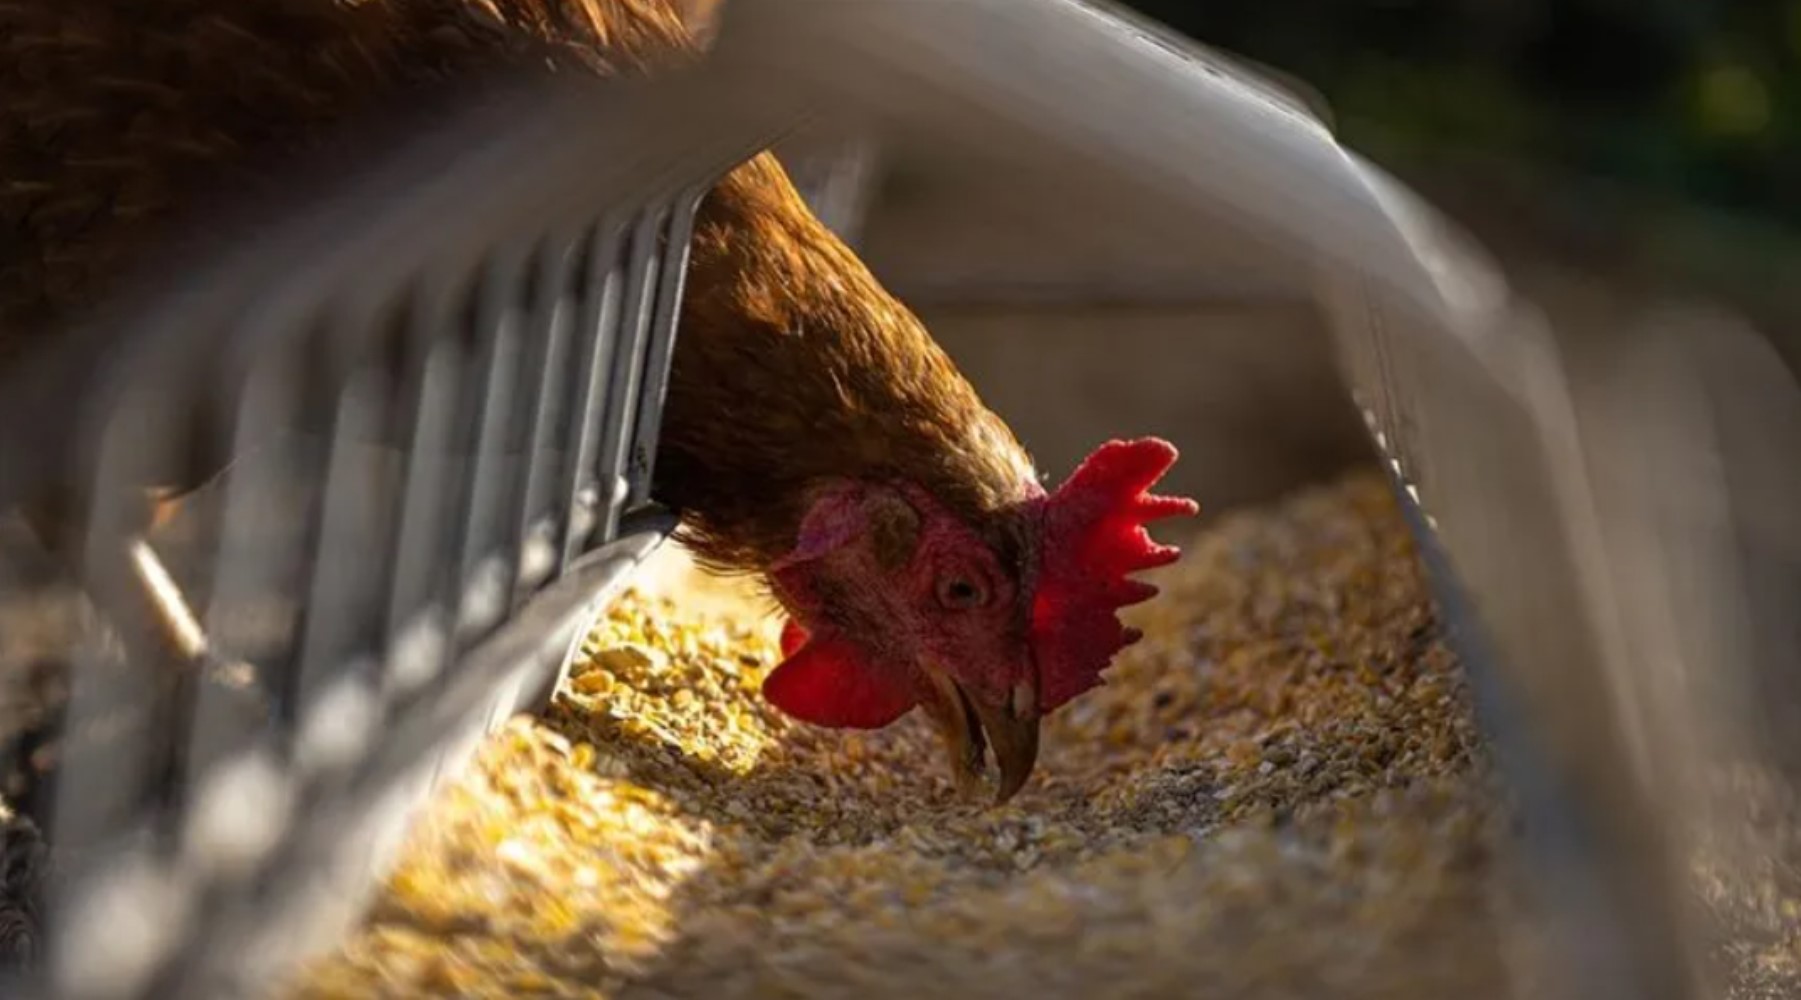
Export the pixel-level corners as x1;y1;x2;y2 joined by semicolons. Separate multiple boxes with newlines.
288;469;1511;999
1695;765;1801;1000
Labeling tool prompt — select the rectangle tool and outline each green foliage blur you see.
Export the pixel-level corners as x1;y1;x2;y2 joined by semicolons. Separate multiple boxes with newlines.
1123;0;1800;232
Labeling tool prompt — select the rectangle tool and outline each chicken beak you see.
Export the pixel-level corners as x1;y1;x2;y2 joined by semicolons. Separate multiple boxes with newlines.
923;668;1041;805
971;678;1041;804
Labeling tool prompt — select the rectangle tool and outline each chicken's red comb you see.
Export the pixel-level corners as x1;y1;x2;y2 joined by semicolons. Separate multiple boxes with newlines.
1029;438;1199;711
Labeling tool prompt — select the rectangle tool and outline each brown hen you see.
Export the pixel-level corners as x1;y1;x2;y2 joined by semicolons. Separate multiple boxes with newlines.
0;0;1196;801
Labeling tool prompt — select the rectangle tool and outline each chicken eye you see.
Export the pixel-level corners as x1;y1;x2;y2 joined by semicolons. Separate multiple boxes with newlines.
936;574;989;610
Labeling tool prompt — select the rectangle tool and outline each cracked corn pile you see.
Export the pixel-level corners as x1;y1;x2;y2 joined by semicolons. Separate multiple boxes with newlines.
289;470;1512;1000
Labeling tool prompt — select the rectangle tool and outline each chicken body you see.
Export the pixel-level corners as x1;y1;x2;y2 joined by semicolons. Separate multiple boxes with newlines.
0;0;1192;800
1;0;1034;556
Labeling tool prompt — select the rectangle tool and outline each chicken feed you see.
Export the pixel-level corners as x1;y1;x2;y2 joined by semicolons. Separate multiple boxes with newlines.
287;470;1519;999
0;466;1779;997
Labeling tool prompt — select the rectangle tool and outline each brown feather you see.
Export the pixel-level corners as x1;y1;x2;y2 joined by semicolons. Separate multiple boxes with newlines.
664;154;1037;573
0;0;1036;575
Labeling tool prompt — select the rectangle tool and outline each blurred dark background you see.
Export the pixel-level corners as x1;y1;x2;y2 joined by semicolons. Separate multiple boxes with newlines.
1119;0;1800;335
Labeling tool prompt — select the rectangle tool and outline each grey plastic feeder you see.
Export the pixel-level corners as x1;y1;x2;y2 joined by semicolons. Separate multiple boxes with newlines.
8;2;1798;998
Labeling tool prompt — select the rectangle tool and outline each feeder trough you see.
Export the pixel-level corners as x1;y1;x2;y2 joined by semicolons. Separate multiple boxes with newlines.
4;2;1799;999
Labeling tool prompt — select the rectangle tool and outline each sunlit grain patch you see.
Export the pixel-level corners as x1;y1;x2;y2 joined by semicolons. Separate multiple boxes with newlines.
289;471;1512;1000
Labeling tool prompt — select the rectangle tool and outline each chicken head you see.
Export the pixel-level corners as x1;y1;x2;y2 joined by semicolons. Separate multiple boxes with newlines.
763;438;1197;803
